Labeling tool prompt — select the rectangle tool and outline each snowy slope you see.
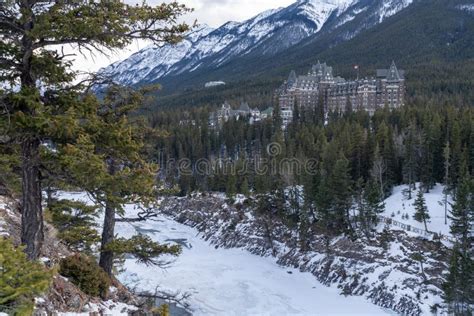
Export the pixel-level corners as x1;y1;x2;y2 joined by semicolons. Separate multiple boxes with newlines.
101;25;214;86
376;0;413;23
380;183;452;237
100;0;415;87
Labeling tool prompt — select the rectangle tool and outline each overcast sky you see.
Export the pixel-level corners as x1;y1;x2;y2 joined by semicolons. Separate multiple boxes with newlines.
182;0;294;27
70;0;295;73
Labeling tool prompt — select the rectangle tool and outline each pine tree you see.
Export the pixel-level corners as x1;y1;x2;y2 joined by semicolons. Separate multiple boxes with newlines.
443;246;474;315
240;177;250;196
403;122;421;200
449;172;473;253
61;86;179;276
380;224;393;251
327;154;353;235
358;179;385;237
0;145;20;197
420;113;440;192
0;239;51;315
272;103;283;133
410;252;426;277
226;174;237;198
47;199;100;254
370;143;387;198
374;121;397;191
449;121;463;194
443;140;451;225
413;188;430;231
0;0;190;259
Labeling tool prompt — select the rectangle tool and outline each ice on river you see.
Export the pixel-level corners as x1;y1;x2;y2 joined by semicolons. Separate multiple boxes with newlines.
115;205;391;316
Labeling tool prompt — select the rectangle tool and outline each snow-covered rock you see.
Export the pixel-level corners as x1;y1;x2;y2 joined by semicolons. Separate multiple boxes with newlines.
57;300;138;316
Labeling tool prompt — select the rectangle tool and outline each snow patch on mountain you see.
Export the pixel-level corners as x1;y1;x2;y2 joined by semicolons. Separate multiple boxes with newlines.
377;0;413;23
457;4;474;13
295;0;355;31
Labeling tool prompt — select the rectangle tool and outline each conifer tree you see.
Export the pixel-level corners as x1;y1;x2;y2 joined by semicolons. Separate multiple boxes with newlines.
410;252;426;277
0;0;190;259
449;121;463;193
226;173;237;198
449;171;473;253
272;103;283;133
358;179;385;237
420;113;440;192
61;85;180;276
370;143;387;198
327;154;353;235
47;199;100;254
403;122;420;199
315;174;332;231
443;140;451;225
443;246;474;315
240;176;250;196
0;145;20;197
413;188;430;231
0;239;51;315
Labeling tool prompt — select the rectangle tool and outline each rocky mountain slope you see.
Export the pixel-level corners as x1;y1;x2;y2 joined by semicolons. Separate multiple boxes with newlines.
101;0;414;89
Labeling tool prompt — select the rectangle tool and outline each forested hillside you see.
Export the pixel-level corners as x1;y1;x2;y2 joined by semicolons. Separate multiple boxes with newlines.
149;104;473;205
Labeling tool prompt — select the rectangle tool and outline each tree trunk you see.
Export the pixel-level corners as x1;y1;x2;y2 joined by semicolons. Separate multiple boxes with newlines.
99;201;116;276
21;138;44;260
99;160;117;276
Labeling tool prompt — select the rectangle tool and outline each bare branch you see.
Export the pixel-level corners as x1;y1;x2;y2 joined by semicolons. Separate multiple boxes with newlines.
132;286;193;312
115;206;159;223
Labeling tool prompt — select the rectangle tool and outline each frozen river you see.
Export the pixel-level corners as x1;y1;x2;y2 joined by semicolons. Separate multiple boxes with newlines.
115;205;392;316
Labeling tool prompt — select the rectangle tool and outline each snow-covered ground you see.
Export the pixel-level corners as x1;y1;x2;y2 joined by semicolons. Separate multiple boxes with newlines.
114;205;392;316
381;183;452;237
58;300;137;316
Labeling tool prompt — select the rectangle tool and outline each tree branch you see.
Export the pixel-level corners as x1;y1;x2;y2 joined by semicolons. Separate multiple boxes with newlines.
115;206;158;222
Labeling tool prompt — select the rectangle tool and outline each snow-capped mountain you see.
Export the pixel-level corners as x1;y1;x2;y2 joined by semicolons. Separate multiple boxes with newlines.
101;0;414;87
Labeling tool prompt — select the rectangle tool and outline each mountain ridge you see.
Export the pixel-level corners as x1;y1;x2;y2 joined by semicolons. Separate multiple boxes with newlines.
148;0;474;110
101;0;413;89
